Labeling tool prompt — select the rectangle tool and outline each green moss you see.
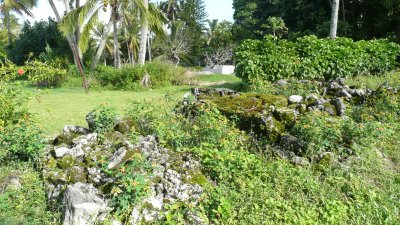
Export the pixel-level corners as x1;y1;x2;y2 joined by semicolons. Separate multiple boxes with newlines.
46;157;57;169
261;116;285;142
115;118;135;134
188;172;208;186
212;93;288;117
85;149;109;167
66;166;87;183
53;133;81;146
46;170;68;184
273;107;296;127
323;103;337;116
57;155;77;170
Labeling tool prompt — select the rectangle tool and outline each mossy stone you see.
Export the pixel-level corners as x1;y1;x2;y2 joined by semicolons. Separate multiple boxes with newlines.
46;170;68;184
212;93;288;117
323;103;337;116
261;116;285;142
57;155;77;170
115;118;135;134
273;107;296;127
66;166;87;183
46;157;57;169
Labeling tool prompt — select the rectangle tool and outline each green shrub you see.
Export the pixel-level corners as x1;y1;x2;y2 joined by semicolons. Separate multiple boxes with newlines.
25;60;68;87
0;164;59;224
87;105;119;134
94;61;186;90
0;118;44;162
0;55;29;127
125;99;400;224
235;35;400;85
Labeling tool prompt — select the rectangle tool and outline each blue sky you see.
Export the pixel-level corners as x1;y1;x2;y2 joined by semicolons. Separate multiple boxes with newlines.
18;0;234;23
205;0;234;22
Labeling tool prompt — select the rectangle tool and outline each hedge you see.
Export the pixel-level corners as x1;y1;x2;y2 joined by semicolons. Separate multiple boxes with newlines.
234;35;400;84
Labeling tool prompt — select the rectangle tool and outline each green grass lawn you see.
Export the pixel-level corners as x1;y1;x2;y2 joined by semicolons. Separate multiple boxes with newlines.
195;74;241;83
27;86;192;136
26;74;243;136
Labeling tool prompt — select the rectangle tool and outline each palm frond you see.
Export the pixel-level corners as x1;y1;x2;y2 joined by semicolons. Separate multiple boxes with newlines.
79;9;99;53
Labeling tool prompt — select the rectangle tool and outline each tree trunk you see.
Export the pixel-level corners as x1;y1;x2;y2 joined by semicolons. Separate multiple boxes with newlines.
112;7;121;68
329;0;340;38
91;19;113;70
48;0;88;91
147;36;152;62
4;10;12;45
138;0;149;65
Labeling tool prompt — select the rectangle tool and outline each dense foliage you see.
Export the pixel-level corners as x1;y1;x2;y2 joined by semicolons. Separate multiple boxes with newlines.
235;35;400;85
233;0;400;41
6;18;70;65
0;55;43;162
94;61;187;90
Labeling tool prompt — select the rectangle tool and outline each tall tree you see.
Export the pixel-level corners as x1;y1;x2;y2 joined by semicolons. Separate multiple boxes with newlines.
138;0;149;65
159;0;181;21
0;0;37;45
48;0;88;90
90;19;113;70
329;0;340;38
179;0;207;64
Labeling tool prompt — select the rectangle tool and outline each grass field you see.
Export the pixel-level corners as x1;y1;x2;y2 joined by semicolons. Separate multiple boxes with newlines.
27;86;190;136
27;74;242;136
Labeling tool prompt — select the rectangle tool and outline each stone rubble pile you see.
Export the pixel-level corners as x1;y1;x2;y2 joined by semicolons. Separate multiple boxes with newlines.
44;113;208;225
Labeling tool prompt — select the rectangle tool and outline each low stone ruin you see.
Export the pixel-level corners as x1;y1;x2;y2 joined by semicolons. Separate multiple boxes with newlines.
43;114;208;224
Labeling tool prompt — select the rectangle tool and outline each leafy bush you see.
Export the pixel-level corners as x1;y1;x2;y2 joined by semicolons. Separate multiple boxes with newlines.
0;164;59;224
0;118;44;162
25;60;68;87
0;55;29;127
235;35;400;85
124;96;400;224
87;105;119;134
94;61;186;90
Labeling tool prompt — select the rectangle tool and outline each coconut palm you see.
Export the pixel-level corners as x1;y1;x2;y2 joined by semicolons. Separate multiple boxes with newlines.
206;19;218;45
91;20;114;69
137;0;166;65
329;0;340;38
48;0;88;90
0;0;37;45
159;0;181;22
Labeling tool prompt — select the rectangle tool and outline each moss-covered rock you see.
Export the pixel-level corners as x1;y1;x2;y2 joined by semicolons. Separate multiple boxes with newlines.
57;155;77;170
66;166;87;183
261;116;285;142
114;118;135;134
273;107;297;127
211;93;288;117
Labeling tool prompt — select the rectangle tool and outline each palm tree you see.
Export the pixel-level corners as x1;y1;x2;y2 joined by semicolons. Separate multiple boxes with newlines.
0;0;37;45
206;19;218;45
120;12;140;65
138;1;166;65
48;0;88;90
159;0;181;21
329;0;340;38
138;0;149;65
91;20;113;69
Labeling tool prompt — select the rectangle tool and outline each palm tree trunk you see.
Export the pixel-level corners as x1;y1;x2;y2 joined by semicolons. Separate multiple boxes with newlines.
91;19;113;71
48;0;88;91
4;10;12;45
147;36;152;62
112;7;121;68
329;0;340;38
138;0;149;65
